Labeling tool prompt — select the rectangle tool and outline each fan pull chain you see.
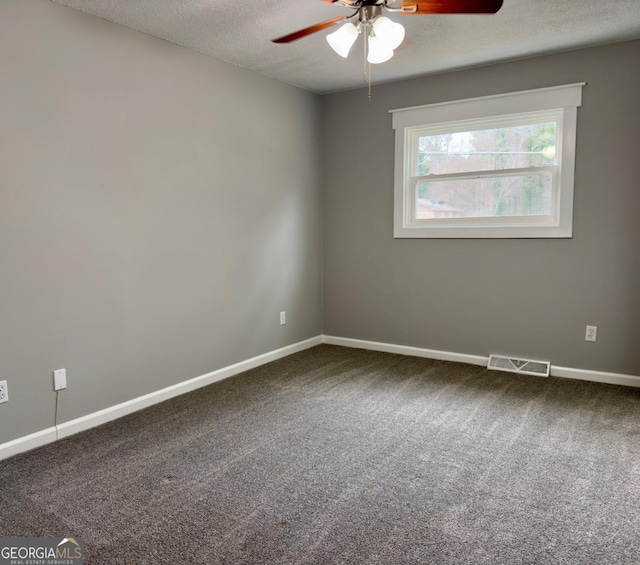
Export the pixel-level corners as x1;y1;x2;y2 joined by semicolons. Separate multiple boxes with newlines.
363;23;372;105
363;27;367;83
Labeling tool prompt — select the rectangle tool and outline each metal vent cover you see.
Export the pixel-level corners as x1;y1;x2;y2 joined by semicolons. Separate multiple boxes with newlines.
488;354;550;377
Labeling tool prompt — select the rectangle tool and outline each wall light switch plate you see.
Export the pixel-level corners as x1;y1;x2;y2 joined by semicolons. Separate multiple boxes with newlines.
0;380;8;404
53;369;67;391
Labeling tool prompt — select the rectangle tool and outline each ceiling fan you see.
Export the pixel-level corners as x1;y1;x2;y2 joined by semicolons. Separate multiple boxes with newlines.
272;0;504;65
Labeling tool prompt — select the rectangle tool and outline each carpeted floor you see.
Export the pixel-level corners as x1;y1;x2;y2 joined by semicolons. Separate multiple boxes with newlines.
1;345;639;564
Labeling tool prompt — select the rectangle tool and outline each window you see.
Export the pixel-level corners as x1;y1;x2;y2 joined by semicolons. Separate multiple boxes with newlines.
391;83;584;238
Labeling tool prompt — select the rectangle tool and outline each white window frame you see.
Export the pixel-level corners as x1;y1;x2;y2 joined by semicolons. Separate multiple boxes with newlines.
391;83;585;238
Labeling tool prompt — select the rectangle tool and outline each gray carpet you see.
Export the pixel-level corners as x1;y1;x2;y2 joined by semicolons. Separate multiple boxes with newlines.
1;345;639;564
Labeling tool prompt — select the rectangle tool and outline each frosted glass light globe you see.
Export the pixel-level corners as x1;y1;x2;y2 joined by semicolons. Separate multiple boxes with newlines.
372;17;405;51
367;34;394;64
326;23;359;58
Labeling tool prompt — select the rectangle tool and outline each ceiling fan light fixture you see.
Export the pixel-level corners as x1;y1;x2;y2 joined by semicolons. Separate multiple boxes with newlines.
367;34;394;64
372;16;405;51
326;22;359;58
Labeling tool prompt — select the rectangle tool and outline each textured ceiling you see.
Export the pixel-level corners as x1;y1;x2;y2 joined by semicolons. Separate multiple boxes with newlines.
51;0;640;93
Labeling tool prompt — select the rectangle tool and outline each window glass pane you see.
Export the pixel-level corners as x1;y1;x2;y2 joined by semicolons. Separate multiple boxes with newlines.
417;122;557;176
416;172;553;219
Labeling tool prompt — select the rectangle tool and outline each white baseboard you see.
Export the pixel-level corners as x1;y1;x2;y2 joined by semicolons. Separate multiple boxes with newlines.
323;335;489;366
0;427;58;462
0;335;323;462
550;365;640;388
322;335;640;388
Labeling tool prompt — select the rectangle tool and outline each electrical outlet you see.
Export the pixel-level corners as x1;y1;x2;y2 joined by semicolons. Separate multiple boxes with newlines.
585;325;597;342
280;311;286;325
53;368;67;391
0;380;8;404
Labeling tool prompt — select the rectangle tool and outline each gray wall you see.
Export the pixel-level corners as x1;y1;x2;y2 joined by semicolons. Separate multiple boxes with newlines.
0;0;322;444
322;40;640;376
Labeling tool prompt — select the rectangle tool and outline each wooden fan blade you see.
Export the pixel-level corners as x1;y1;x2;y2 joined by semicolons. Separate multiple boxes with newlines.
400;0;503;14
272;16;348;43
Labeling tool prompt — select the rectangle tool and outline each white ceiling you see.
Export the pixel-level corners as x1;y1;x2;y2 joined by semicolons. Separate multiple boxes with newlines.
51;0;640;94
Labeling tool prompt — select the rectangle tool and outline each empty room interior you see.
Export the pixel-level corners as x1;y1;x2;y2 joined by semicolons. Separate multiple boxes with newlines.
1;0;640;563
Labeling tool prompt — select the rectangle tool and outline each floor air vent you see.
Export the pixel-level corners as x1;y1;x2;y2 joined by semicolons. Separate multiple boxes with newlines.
488;355;550;377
